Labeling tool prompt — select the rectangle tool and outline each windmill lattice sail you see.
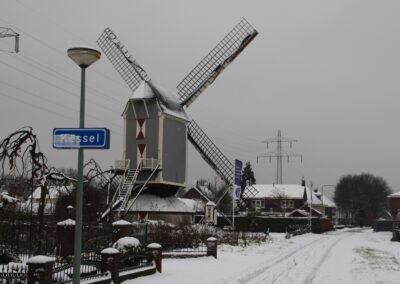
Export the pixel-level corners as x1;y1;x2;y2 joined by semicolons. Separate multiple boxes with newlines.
187;120;234;185
97;28;150;93
177;18;258;107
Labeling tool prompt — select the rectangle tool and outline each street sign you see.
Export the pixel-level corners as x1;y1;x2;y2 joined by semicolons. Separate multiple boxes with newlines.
53;128;110;149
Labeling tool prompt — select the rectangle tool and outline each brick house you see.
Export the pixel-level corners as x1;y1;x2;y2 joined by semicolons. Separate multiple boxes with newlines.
388;192;400;219
242;184;322;216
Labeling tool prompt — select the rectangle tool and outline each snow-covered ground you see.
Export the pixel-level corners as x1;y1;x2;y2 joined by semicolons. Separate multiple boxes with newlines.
125;228;400;284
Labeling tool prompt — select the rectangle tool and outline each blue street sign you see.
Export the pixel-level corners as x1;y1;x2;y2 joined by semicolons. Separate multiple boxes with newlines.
53;128;110;149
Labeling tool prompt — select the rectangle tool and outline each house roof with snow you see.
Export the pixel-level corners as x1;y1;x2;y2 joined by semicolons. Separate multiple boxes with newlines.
288;207;323;217
320;195;336;207
388;192;400;198
244;184;308;200
244;184;326;206
20;185;74;214
183;185;214;202
126;194;202;213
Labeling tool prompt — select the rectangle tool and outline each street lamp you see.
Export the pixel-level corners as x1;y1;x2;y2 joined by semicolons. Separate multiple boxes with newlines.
67;46;100;284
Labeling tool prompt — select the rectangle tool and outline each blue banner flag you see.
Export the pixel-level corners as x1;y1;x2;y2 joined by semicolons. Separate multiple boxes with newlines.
234;159;243;199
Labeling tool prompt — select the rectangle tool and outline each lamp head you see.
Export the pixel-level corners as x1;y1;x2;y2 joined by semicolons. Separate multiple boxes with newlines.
67;46;101;68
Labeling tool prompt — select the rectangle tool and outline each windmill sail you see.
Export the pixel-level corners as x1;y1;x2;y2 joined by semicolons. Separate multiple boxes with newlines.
187;120;234;185
177;18;258;107
97;28;150;93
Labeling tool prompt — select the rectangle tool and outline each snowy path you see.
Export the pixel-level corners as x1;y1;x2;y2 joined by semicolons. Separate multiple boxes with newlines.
125;229;400;284
239;232;345;283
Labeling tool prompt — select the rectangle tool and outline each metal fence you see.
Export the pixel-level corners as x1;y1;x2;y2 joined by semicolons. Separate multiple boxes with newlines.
0;262;27;283
119;251;154;271
0;220;57;256
161;243;208;258
52;251;102;283
0;220;113;256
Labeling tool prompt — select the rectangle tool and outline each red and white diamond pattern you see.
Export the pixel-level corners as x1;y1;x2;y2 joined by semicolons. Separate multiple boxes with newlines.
136;119;146;166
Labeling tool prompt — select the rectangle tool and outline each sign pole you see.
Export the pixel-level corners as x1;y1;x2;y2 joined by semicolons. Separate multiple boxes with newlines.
66;46;100;284
72;66;85;284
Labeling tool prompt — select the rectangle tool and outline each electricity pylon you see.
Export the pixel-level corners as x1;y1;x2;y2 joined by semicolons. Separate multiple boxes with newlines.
0;27;19;53
257;130;302;184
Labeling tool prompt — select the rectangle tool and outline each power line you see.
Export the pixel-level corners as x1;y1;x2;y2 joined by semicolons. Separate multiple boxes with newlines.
16;53;124;106
0;45;124;108
0;91;123;136
0;90;76;121
0;16;130;91
0;58;121;115
0;80;122;129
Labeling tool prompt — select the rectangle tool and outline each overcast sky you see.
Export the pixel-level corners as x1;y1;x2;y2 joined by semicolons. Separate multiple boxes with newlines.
1;0;399;193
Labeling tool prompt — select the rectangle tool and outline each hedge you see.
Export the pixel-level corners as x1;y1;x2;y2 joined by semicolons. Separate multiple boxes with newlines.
216;216;333;234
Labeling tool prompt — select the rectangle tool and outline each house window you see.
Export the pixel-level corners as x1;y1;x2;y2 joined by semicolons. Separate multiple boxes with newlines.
281;200;294;209
251;200;265;209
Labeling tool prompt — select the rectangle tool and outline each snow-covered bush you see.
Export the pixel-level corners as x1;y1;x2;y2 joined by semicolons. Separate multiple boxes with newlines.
112;237;143;268
112;237;141;254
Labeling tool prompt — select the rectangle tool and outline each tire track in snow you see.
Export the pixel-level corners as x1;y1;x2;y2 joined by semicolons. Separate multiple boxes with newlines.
233;235;326;284
301;234;346;284
243;233;345;284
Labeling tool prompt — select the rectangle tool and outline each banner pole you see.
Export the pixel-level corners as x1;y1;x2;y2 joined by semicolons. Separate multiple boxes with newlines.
233;159;243;231
232;188;235;231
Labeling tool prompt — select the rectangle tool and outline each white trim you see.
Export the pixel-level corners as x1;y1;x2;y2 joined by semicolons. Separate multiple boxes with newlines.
143;100;150;118
130;100;137;118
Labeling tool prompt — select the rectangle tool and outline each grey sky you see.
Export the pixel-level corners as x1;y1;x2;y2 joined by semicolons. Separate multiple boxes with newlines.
1;0;399;193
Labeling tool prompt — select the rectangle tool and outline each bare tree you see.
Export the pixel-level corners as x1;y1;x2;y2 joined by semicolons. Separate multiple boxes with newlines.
0;127;123;252
271;188;290;216
0;128;78;252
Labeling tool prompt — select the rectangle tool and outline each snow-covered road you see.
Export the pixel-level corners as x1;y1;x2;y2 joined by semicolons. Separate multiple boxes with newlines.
126;229;400;284
238;232;344;283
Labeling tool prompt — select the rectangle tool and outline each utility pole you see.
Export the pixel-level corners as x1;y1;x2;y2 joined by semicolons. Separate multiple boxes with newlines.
257;130;302;184
0;27;19;53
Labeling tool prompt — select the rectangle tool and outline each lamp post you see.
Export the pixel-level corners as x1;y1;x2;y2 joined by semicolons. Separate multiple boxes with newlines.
67;46;100;284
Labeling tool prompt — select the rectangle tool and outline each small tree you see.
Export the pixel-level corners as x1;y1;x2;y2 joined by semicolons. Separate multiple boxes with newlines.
241;162;256;191
271;188;290;216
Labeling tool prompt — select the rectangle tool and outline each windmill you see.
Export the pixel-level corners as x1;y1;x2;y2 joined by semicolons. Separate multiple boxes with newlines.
97;18;258;219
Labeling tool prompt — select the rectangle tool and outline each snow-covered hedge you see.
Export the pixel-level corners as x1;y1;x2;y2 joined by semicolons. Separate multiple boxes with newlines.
112;237;141;254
